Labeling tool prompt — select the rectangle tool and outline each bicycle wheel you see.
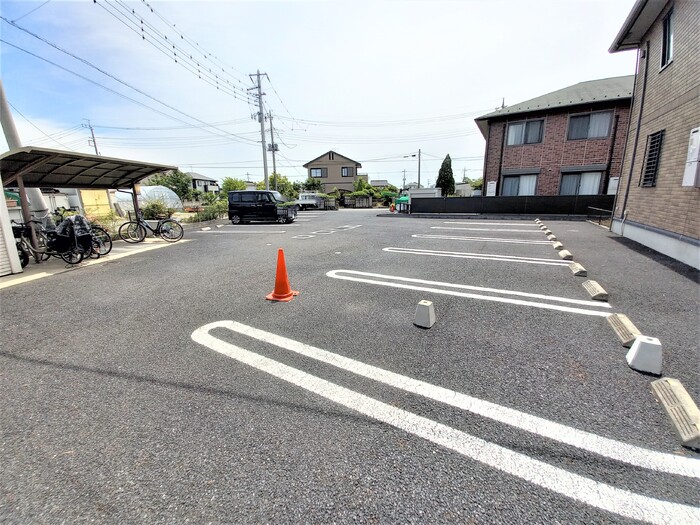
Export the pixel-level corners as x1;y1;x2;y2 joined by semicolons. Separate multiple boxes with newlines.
60;248;84;264
158;219;184;242
119;221;146;243
91;226;113;255
16;243;29;268
35;231;52;261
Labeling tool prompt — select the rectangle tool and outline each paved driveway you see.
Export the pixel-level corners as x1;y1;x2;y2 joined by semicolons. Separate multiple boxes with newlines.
1;209;698;523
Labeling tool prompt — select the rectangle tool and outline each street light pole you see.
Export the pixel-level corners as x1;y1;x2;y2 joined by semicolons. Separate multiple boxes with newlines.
404;149;422;188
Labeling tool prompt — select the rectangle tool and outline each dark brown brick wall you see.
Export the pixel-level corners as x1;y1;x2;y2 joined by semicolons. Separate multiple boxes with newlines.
483;103;631;196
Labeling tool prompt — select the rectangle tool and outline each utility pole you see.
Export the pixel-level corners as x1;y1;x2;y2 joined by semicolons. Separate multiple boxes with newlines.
418;148;421;188
249;70;269;190
267;112;278;191
402;169;406;190
83;119;99;155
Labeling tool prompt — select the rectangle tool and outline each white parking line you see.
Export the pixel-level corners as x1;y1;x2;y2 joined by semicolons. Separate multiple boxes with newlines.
432;227;543;233
326;270;611;316
207;320;700;479
413;234;552;245
193;230;287;234
444;221;541;227
383;247;570;266
192;321;700;524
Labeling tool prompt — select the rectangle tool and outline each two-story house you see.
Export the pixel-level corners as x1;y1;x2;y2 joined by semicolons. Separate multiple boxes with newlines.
187;172;220;194
302;151;365;193
609;0;699;269
475;76;634;197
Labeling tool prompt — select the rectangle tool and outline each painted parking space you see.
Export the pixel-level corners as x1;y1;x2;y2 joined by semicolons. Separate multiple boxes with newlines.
326;270;611;316
382;247;571;267
293;224;362;240
192;321;700;524
412;233;553;245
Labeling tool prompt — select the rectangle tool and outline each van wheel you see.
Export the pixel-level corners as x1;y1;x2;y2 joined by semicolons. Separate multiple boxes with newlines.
231;215;242;224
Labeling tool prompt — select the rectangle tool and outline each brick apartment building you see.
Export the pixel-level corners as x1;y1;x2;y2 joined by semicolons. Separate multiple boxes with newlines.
475;76;633;197
609;0;699;269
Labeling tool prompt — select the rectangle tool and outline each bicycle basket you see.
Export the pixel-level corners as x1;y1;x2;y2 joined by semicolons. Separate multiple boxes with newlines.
11;224;27;238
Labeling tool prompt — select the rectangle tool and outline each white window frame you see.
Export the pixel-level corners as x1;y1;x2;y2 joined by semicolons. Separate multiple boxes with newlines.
661;8;673;69
506;119;544;146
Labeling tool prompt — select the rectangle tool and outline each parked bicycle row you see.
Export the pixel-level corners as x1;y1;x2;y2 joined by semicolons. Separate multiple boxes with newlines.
12;209;184;268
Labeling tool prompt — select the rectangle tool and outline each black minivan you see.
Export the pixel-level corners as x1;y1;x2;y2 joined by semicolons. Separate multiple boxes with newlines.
227;190;297;224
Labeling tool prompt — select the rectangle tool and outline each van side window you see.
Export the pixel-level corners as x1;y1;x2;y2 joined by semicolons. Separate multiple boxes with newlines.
241;193;256;203
258;193;272;202
229;193;241;203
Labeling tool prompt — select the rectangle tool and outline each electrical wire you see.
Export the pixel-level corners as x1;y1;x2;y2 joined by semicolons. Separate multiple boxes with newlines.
0;39;260;147
9;102;76;150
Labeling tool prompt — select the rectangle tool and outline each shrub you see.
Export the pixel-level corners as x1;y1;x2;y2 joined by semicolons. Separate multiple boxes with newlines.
142;201;174;220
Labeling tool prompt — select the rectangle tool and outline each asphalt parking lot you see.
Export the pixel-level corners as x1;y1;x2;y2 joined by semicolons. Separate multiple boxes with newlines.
1;209;699;524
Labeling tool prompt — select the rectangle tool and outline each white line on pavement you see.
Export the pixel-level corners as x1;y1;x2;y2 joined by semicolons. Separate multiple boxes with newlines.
383;247;570;266
444;221;541;227
432;227;544;233
217;320;700;479
413;234;552;245
192;321;700;524
193;230;287;234
326;270;611;316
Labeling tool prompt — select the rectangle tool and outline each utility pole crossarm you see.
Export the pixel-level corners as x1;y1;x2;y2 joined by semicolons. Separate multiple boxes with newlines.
249;70;269;190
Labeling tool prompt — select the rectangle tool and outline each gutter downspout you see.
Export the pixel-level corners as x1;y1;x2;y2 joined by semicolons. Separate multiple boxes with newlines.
496;122;507;196
618;41;650;226
604;114;620;194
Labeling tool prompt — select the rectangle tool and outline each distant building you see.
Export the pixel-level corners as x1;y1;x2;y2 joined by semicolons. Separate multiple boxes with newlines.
186;172;220;194
302;151;364;193
609;0;699;268
475;76;634;197
370;179;391;188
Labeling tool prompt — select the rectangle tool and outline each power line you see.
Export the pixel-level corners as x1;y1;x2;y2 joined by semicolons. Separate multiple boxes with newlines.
11;0;52;23
0;38;260;147
94;0;253;103
8;102;76;150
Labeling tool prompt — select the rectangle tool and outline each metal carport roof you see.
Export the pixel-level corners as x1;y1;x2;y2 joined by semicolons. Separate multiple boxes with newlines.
0;146;177;189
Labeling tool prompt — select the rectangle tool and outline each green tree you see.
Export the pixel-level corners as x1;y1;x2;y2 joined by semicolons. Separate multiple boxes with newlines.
201;192;218;205
468;177;483;191
145;169;193;202
256;173;298;199
303;177;323;192
436;154;456;196
221;177;247;193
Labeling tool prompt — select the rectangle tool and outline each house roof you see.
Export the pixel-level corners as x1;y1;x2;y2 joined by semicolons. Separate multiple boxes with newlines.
474;76;635;137
302;150;362;168
610;0;667;52
185;171;218;183
0;146;176;189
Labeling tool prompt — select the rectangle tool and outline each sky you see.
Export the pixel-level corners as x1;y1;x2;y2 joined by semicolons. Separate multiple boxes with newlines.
0;0;639;190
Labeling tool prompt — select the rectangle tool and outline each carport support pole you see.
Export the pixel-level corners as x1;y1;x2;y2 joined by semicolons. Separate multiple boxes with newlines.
130;182;141;219
1;80;47;261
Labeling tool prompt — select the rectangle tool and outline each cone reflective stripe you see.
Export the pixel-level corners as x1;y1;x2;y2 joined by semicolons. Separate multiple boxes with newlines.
266;248;299;302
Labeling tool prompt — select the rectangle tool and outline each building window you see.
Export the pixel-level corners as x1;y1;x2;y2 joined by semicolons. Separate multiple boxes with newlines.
568;111;612;140
310;167;327;178
501;174;537;196
506;120;543;145
341;167;354;177
560;172;602;195
661;9;673;68
641;131;664;187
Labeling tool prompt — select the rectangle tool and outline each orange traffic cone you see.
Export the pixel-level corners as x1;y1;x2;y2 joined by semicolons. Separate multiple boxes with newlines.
266;248;299;302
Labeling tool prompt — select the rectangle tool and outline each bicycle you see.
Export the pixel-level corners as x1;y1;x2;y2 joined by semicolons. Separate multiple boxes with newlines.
118;210;184;243
12;219;85;264
52;207;113;259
